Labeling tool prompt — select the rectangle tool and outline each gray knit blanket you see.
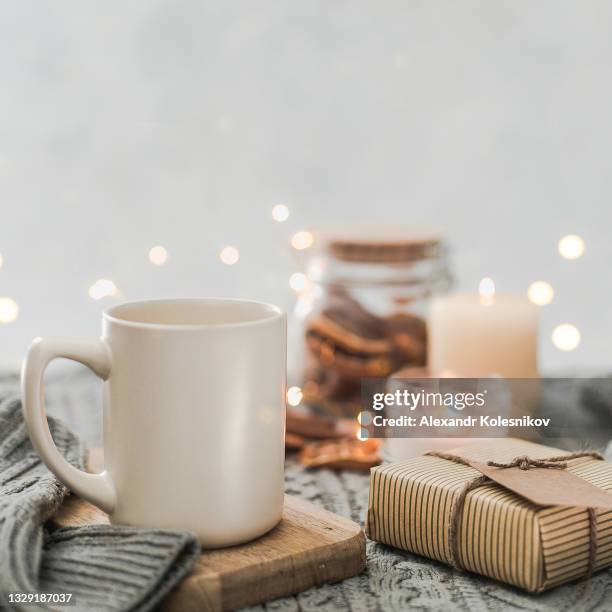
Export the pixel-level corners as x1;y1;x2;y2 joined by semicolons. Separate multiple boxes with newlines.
0;395;200;612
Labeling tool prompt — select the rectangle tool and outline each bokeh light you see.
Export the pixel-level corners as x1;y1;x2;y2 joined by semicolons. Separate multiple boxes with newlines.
219;246;240;265
527;281;554;306
552;324;581;351
0;297;19;324
148;245;168;266
286;386;303;407
357;411;372;426
271;204;290;222
558;235;585;260
88;279;118;300
291;231;314;250
289;272;308;292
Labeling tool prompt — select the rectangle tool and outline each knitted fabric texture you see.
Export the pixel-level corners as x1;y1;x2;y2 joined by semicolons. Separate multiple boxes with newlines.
0;396;200;612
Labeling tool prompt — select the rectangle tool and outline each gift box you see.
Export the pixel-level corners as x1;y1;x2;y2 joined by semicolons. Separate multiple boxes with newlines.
366;438;612;592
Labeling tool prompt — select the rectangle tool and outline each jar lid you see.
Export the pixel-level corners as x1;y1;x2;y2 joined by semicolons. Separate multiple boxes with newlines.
315;225;443;264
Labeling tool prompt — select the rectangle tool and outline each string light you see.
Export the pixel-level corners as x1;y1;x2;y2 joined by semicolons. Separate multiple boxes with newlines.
0;297;19;324
88;279;118;300
357;428;369;441
148;245;168;266
291;231;314;250
558;235;585;260
219;246;240;265
286;386;303;407
289;272;308;292
527;281;554;306
271;204;290;222
478;277;495;306
552;324;581;351
357;411;372;426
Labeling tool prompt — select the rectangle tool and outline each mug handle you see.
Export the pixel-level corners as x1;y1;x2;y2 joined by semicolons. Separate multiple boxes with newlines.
21;337;116;514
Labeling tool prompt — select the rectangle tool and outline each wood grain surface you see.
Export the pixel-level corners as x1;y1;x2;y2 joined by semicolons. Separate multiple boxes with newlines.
51;449;366;611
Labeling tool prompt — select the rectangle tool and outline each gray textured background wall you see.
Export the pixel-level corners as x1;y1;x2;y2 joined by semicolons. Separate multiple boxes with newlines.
1;1;610;372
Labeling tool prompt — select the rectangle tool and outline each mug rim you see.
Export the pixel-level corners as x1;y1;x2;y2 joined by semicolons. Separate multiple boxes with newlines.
103;297;284;331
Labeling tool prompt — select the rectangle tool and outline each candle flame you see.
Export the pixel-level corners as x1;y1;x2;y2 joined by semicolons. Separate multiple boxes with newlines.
479;277;495;306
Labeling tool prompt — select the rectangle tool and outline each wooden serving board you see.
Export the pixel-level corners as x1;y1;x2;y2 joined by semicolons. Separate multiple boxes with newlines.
51;450;366;611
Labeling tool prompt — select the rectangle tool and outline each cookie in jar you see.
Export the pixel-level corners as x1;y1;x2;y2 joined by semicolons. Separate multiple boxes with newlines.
290;226;452;418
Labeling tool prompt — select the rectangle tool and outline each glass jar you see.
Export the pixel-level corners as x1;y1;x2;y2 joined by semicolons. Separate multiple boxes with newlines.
289;226;452;418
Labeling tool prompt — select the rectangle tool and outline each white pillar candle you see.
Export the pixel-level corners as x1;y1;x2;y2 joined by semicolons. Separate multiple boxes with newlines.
428;279;538;378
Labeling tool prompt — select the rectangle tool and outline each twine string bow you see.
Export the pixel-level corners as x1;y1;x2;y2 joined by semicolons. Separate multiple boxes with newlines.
426;450;603;577
487;451;603;471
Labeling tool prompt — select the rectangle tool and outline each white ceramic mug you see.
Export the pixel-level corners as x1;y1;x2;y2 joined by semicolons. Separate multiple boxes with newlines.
21;298;286;547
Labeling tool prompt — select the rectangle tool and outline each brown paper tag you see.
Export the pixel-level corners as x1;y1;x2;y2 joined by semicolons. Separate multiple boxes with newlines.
469;460;612;509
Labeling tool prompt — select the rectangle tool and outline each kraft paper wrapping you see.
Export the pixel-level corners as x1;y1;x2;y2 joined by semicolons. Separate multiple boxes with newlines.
366;439;612;592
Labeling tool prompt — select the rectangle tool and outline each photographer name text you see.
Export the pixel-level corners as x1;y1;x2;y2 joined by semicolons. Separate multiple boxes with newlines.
372;415;550;428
